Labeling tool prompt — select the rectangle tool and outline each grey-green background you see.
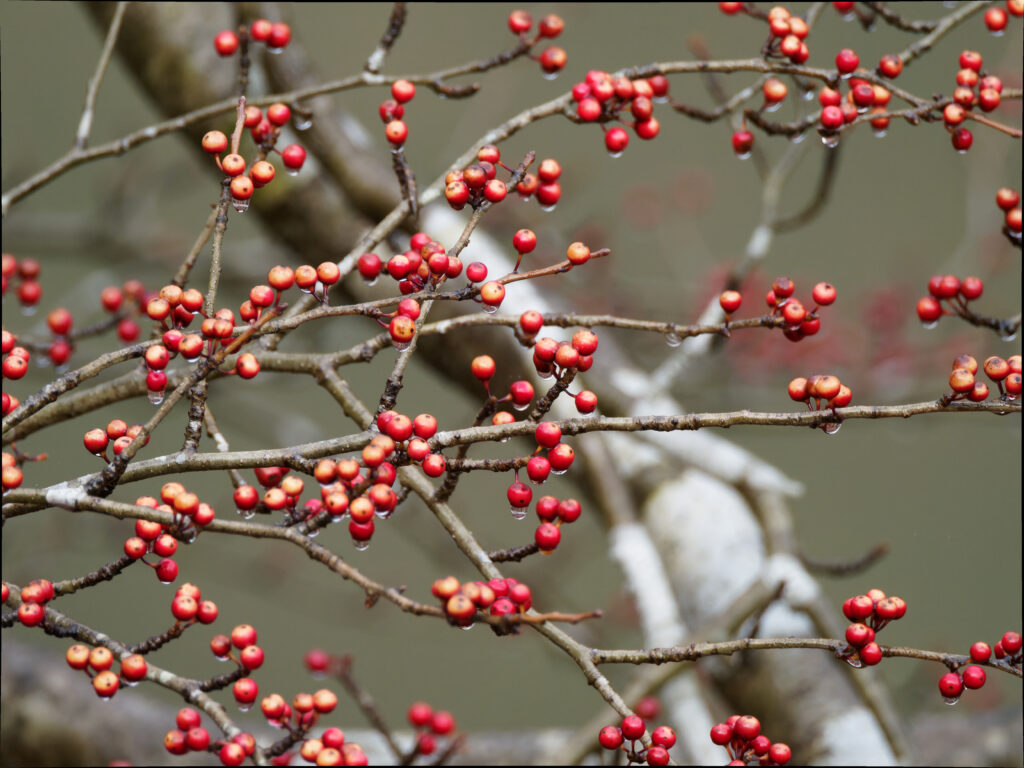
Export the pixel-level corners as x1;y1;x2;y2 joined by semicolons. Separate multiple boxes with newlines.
2;2;1021;763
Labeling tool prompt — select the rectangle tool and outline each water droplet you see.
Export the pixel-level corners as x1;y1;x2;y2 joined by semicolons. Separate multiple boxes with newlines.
873;129;887;139
839;72;853;80
921;320;939;330
510;506;528;520
664;332;682;347
307;528;319;538
957;149;968;155
607;150;623;159
459;622;475;630
286;168;300;177
295;117;312;131
183;529;198;544
735;151;751;160
99;697;112;704
540;203;557;213
763;102;782;114
148;391;165;405
1000;330;1018;342
158;576;174;585
943;696;960;706
375;509;389;519
392;340;410;351
21;305;37;316
237;703;252;713
482;304;499;314
551;468;568;476
821;134;840;148
237;508;256;520
653;95;669;104
352;538;370;551
801;89;816;102
267;46;284;55
844;656;863;669
184;354;201;363
537;369;554;380
790;131;807;144
989;29;1004;38
36;356;50;368
55;364;70;374
821;422;842;435
499;436;510;444
365;276;378;286
513;402;530;412
232;198;250;213
123;679;139;688
542;71;559;81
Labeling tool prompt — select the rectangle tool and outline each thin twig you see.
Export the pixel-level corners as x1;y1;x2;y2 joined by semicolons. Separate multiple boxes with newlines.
75;2;128;150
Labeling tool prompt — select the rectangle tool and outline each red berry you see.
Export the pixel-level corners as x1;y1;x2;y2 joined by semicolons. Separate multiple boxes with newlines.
267;22;291;50
952;128;973;152
860;641;883;666
507;481;532;509
391;79;416;104
598;726;623;749
535;522;561;551
719;290;742;313
214;30;240;56
733;715;760;741
985;7;1008;31
812;282;837;305
508;9;532;33
938;672;964;698
879;54;903;78
710;723;733;745
962;664;986;689
731;130;754;156
1002;631;1022;653
281;144;306;170
605;126;630;154
969;641;992;662
835;48;860;74
651;725;676;748
621;715;645;740
916;297;942;324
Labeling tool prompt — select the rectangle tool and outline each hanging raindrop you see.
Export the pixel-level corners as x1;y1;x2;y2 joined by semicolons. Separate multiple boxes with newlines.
510;506;528;520
664;332;682;347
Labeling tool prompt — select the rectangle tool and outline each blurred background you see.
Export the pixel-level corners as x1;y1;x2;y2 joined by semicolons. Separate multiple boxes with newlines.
1;3;1021;765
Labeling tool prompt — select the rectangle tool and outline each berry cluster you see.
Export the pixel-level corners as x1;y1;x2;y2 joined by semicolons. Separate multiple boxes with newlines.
357;231;465;301
940;50;1008;153
944;354;1022;403
531;495;583;553
839;589;907;668
787;374;852;412
13;578;55;628
996;187;1023;243
718;4;811;65
1;327;30;386
165;708;264;766
64;641;147;700
503;420;576;519
201;119;305;212
445;145;559;212
938;631;1022;705
812;74;895;144
295;727;367;768
406;701;458;758
234;430;408;550
214;18;291;57
126;483;217;581
916;274;989;328
722;277;836;342
598;715;677;766
97;280;147;343
379;79;416;148
570;69;668;156
1;253;42;312
431;575;533;629
506;10;567;77
83;419;149;461
708;714;792;766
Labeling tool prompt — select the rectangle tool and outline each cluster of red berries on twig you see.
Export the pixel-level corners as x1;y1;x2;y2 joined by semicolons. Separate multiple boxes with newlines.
432;575;533;629
1;253;42;313
446;146;561;212
916;273;993;328
938;631;1023;705
358;232;464;301
995;187;1022;245
941;49;1012;153
719;3;811;65
83;419;148;461
709;714;792;766
569;69;668;156
721;276;837;342
126;483;218;580
379;79;415;147
839;588;907;668
599;715;678;766
944;354;1022;404
505;420;576;518
64;640;146;700
507;10;567;77
406;701;459;759
11;578;55;628
2;328;30;384
531;495;582;554
165;707;248;764
214;19;291;58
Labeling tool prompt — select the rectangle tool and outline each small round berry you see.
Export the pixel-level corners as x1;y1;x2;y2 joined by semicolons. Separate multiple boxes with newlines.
93;670;120;698
214;30;240;56
605;126;630;154
508;9;532;33
916;297;942;324
575;390;598;413
539;46;567;74
646;746;670;766
651;725;676;748
267;22;291;50
962;664;986;689
952;128;973;152
719;290;742;313
1002;631;1022;654
949;368;975;393
281;144;306;170
598;726;623;749
621;715;645;740
938;672;964;698
479;281;505;308
731;130;754;156
471;355;496;381
985;6;1008;31
513;228;537;254
860;641;883;666
879;54;903;78
812;282;837;305
710;723;733;745
769;743;792;765
566;242;590;265
385;120;408;145
733;715;760;741
969;641;992;662
391;79;416;104
835;48;860;74
535;522;561;551
538;14;565;37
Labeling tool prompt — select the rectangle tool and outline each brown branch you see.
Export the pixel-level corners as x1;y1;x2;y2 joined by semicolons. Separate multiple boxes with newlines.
365;3;407;74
